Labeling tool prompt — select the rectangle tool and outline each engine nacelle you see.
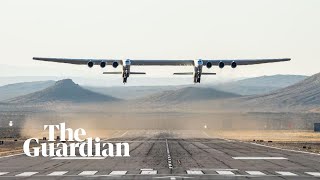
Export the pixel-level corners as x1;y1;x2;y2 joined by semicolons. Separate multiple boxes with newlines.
87;61;94;68
100;61;106;68
231;61;237;68
112;61;119;68
206;62;212;68
219;61;225;69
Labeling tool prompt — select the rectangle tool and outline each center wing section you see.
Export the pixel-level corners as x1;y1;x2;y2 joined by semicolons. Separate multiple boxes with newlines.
130;60;194;66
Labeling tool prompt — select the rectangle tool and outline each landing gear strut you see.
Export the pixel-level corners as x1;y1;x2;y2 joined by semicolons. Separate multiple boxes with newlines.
194;66;202;83
122;67;130;84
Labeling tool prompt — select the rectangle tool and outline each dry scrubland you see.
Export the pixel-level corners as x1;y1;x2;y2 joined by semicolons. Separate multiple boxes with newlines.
207;130;320;154
207;130;320;142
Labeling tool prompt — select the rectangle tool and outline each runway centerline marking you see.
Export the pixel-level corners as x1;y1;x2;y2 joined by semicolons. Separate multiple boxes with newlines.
233;157;287;160
216;171;235;175
47;171;68;176
166;139;173;169
15;172;38;177
276;171;297;176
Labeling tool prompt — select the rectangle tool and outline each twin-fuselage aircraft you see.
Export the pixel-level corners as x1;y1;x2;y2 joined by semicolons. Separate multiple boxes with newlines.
33;57;290;83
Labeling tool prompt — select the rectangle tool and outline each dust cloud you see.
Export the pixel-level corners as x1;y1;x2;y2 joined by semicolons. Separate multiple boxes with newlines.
18;101;319;139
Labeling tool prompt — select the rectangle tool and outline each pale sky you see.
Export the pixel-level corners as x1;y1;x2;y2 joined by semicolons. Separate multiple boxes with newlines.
0;0;319;83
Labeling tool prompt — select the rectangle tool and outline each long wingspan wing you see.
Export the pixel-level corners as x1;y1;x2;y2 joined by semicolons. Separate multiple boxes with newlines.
34;57;290;66
33;57;121;65
203;58;290;66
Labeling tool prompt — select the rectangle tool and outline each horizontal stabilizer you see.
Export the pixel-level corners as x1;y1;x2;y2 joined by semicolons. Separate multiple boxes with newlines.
173;72;193;75
130;72;146;75
103;72;122;74
202;73;216;75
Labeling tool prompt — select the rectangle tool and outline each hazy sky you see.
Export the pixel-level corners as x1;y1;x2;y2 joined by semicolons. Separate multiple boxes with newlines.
0;0;319;82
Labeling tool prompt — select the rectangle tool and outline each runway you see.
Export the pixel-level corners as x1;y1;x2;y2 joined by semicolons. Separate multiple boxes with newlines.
0;130;320;179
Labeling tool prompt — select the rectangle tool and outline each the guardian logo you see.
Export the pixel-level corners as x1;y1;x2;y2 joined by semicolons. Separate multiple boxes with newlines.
23;123;130;158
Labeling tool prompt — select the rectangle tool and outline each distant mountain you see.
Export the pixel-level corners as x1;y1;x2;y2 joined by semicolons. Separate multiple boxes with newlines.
215;75;307;95
7;79;119;104
138;87;240;103
244;73;320;109
0;81;55;101
85;85;185;99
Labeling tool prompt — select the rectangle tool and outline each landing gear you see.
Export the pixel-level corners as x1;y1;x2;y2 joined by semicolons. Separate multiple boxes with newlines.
193;66;202;84
122;67;130;84
194;75;201;83
123;77;127;83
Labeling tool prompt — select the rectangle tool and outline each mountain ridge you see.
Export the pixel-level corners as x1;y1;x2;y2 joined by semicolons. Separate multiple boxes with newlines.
7;79;119;104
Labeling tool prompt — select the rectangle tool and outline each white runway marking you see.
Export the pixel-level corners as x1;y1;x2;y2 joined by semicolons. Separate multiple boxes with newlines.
141;170;157;174
190;168;238;171
47;171;68;176
246;171;266;175
186;170;204;175
233;157;287;160
78;171;98;176
305;172;320;177
140;169;154;171
0;172;9;176
202;131;211;138
109;171;127;175
166;139;173;169
250;142;320;156
52;157;106;160
15;172;38;176
119;131;129;137
216;171;235;175
0;153;25;159
276;171;297;176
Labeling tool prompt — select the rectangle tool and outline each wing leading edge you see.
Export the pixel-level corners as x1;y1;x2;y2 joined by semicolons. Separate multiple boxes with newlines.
202;58;291;66
32;57;122;65
33;57;290;66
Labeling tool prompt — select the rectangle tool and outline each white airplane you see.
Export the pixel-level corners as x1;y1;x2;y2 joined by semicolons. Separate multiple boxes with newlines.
33;57;290;83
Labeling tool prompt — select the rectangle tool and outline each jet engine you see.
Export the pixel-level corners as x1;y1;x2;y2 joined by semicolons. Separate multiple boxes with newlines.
206;62;212;68
112;61;119;68
219;61;225;69
87;61;94;68
231;61;237;68
100;61;106;68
